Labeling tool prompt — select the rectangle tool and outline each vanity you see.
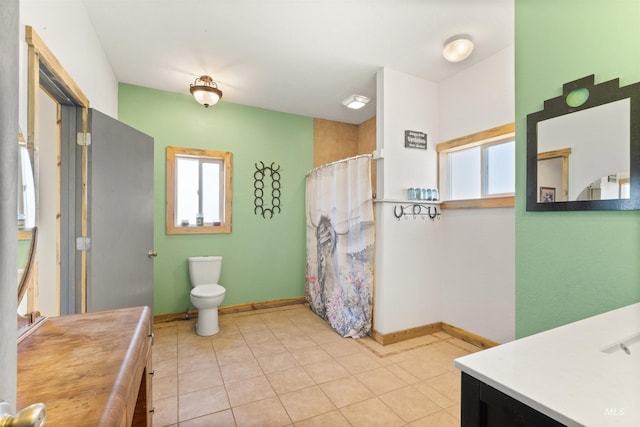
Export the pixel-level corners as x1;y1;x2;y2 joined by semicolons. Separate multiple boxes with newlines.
455;302;640;426
17;306;153;426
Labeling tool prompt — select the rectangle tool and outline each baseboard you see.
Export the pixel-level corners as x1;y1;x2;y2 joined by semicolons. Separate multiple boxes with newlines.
441;322;500;349
154;296;307;324
372;321;499;349
372;322;442;346
218;297;307;315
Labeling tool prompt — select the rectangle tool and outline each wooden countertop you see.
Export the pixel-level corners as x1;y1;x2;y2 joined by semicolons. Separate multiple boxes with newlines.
17;306;152;427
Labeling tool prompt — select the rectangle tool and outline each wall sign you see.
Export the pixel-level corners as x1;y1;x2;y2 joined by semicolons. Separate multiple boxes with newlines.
405;130;427;150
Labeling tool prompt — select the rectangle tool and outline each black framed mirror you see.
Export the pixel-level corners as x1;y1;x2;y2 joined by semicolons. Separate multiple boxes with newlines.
526;75;640;211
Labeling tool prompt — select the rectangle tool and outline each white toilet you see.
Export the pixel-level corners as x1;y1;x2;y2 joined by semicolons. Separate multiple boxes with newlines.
188;256;226;336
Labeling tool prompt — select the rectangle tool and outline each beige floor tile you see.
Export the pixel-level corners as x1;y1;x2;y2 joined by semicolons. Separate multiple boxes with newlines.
153;374;178;401
412;409;458;427
215;344;255;366
153;357;177;379
355;366;407;395
154;332;177;347
320;376;374;408
386;363;421;384
446;337;483;353
220;358;264;384
303;359;351;384
321;338;363;358
446;402;461;420
232;396;292;427
152;395;177;427
248;340;288;358
154;307;481;427
242;330;277;345
153;343;178;362
179;366;223;394
212;334;247;352
397;356;450;381
178;335;215;352
257;351;301;374
336;352;382;374
266;366;316;394
290;346;333;366
177;352;217;375
339;397;405;427
293;409;351;427
378;385;441;422
178;385;229;421
426;371;461;403
280;335;318;352
309;329;349;345
178;409;236;427
225;375;276;407
413;380;455;408
279;385;336;422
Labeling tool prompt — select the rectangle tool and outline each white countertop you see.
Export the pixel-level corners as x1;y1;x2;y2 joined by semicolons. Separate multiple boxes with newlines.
455;302;640;427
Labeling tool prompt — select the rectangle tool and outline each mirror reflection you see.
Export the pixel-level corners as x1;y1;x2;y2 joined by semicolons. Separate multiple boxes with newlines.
526;74;640;211
536;98;629;202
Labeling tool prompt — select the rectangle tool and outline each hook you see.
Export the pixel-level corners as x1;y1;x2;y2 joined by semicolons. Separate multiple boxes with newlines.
428;206;438;220
393;205;404;219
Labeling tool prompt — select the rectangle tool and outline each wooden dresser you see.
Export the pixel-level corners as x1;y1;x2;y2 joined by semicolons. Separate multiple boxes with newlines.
17;306;153;426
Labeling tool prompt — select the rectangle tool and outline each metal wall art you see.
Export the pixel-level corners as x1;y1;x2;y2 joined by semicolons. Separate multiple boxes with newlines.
254;161;282;218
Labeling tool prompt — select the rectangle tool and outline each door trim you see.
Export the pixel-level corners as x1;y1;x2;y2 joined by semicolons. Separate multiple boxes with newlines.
26;26;90;313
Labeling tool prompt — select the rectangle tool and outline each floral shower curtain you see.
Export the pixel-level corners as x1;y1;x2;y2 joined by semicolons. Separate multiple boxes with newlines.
305;155;374;338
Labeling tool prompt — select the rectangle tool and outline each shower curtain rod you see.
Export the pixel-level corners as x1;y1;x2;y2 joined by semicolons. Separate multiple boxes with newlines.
306;153;372;177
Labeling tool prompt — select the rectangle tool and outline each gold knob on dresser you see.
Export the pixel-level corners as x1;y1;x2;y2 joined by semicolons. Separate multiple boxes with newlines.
0;402;46;427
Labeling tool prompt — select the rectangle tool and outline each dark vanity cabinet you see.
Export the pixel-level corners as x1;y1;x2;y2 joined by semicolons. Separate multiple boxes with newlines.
461;373;566;427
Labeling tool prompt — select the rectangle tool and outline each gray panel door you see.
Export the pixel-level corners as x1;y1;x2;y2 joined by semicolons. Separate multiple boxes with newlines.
86;109;154;312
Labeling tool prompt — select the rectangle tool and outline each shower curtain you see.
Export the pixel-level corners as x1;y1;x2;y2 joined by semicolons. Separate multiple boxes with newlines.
305;155;374;338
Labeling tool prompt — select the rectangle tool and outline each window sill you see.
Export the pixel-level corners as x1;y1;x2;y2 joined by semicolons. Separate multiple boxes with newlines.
441;196;515;209
166;224;231;234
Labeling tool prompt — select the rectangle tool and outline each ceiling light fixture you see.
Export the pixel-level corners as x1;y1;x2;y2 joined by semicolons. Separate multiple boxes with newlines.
342;94;371;110
190;75;223;107
442;35;474;63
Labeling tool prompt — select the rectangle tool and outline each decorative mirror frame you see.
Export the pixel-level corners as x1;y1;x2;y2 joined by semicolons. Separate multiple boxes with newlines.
526;75;640;211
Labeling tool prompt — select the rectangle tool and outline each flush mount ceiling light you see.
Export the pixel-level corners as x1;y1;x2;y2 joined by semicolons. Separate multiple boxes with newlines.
190;75;223;107
442;35;474;62
342;94;371;110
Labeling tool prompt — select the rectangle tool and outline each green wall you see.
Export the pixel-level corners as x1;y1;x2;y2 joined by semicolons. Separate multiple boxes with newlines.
515;0;640;337
118;84;314;315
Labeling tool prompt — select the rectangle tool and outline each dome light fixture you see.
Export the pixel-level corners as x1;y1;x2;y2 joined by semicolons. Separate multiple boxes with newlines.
190;75;223;107
342;94;371;110
442;35;474;63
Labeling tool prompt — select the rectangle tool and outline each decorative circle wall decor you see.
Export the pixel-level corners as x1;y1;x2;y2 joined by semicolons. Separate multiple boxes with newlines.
254;161;282;218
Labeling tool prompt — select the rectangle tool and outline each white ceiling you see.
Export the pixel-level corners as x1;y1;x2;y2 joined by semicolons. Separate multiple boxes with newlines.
83;0;514;125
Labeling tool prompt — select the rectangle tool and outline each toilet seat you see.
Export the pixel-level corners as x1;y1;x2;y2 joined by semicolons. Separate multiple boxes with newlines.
191;284;225;298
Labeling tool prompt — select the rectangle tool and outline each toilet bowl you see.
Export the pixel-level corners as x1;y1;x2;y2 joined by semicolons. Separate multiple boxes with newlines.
188;256;225;336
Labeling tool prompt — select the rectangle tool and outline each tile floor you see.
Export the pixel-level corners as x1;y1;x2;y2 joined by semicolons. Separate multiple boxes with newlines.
152;304;482;426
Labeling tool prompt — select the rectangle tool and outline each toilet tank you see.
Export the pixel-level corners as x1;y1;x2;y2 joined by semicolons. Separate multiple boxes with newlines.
188;256;222;286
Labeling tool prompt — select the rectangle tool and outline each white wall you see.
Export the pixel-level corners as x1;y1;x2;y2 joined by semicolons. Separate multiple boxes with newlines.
374;48;515;342
374;68;442;333
19;0;118;133
438;46;515;343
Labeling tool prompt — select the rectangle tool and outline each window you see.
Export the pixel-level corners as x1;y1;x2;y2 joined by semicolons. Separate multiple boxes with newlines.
437;123;515;208
166;146;232;234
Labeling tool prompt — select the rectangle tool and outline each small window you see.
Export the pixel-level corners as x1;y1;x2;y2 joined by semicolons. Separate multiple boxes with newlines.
166;146;232;234
438;123;515;208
